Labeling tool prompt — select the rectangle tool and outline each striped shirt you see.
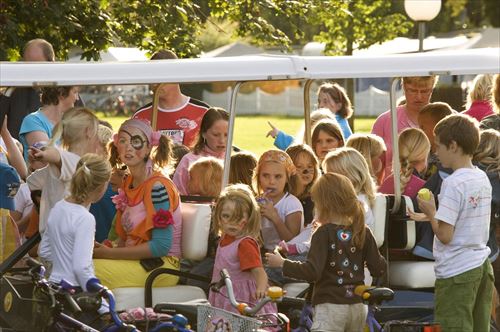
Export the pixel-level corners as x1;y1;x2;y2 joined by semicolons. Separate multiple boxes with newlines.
434;167;492;279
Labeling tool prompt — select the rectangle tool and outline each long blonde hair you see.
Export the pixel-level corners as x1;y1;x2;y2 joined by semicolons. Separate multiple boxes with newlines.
323;147;376;209
466;74;493;108
346;133;386;180
311;173;366;249
213;184;261;242
398;128;430;193
49;107;99;150
473;129;500;175
70;153;111;204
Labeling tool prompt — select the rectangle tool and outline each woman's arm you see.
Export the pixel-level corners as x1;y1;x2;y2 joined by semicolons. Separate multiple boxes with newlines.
25;131;50;148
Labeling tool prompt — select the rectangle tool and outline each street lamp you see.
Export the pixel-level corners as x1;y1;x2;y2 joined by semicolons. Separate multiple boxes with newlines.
404;0;442;52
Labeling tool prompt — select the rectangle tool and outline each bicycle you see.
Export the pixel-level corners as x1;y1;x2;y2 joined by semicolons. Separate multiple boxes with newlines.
0;258;193;332
207;268;290;331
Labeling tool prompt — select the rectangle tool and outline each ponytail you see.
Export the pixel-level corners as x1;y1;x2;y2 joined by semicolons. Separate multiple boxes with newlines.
70;154;111;204
151;134;172;170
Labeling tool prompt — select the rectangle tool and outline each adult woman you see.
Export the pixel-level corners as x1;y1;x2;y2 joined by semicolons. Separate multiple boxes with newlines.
173;107;229;195
93;118;181;289
19;86;78;163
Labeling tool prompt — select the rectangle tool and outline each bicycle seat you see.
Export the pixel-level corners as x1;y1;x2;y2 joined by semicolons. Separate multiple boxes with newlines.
355;285;394;305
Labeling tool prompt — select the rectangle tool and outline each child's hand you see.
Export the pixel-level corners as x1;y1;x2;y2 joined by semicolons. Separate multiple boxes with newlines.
265;251;284;268
416;193;436;219
254;286;267;300
265;121;279;139
30;146;59;164
260;201;279;221
407;208;429;222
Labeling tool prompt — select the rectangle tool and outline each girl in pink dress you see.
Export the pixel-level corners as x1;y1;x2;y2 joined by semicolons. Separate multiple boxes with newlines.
208;184;276;316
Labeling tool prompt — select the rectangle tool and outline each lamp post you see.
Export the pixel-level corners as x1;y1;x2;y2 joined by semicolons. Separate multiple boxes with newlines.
404;0;442;52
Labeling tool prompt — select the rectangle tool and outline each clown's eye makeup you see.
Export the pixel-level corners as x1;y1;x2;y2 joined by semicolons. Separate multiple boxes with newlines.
130;135;146;150
117;135;146;150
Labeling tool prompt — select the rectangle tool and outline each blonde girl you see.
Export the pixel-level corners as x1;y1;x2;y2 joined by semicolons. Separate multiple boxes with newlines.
229;151;257;188
254;150;303;251
317;82;353;139
323;147;377;231
187;156;224;197
27;107;100;233
266;173;386;332
39;154;111;291
346;133;387;185
379;128;430;198
267;108;335;151
209;184;276;315
93;118;181;289
311;119;345;164
464;74;494;122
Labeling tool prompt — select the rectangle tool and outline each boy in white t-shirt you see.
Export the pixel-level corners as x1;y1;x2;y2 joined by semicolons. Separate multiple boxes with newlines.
410;114;493;331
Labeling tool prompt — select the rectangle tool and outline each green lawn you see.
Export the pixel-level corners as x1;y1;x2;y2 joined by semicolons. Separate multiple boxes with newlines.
99;113;375;156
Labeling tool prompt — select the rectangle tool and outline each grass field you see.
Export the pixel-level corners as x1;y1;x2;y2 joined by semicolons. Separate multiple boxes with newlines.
99;113;376;156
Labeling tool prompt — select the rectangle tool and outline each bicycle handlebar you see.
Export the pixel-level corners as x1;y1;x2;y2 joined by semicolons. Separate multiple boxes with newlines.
212;268;284;316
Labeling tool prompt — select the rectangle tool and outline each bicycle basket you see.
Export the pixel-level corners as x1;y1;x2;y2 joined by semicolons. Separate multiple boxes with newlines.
0;274;48;331
197;305;262;331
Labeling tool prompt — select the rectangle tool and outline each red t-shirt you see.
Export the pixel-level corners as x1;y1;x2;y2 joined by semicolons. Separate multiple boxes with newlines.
134;98;209;148
220;235;262;271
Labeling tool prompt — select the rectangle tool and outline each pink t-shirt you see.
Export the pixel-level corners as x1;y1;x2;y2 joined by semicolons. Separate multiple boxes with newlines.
463;100;494;122
371;105;418;177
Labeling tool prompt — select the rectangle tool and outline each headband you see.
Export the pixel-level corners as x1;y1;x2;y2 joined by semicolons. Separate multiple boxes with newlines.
259;150;296;176
113;118;161;147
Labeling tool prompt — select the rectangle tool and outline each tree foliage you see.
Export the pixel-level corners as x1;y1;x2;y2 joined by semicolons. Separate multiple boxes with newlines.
0;0;496;62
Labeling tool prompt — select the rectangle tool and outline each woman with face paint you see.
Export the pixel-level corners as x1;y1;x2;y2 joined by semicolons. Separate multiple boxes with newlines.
92;118;182;289
173;107;229;195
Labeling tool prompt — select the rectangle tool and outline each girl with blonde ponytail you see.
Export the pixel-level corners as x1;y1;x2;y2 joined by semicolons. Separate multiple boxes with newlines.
379;128;430;198
39;154;111;291
27;107;100;234
266;173;386;332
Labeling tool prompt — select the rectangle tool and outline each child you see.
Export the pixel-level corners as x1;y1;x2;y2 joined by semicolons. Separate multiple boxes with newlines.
266;108;335;151
228;151;257;188
265;145;320;285
187;156;224;197
323;147;377;231
417;102;454;180
409;114;493;332
379;128;430;198
317;82;353;139
346;133;387;185
311;119;345;164
39;154;111;290
27;107;100;234
286;144;320;228
254;150;303;251
266;173;386;332
209;184;276;315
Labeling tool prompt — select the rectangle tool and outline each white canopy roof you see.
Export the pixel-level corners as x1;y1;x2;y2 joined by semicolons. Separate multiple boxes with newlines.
0;48;498;87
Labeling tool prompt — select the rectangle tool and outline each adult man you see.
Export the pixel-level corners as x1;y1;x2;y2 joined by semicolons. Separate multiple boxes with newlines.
133;50;209;148
371;76;438;178
0;39;55;139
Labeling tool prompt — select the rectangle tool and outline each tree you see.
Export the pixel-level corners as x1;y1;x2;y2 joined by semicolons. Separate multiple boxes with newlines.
311;0;412;56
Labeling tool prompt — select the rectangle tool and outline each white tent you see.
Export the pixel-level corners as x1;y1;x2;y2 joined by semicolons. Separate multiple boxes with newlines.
68;47;148;62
